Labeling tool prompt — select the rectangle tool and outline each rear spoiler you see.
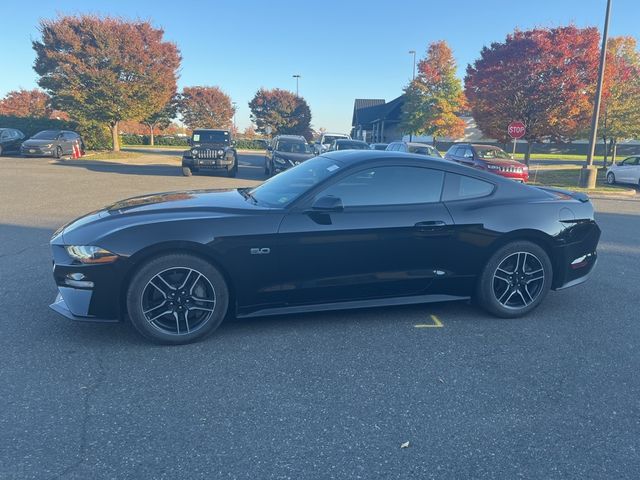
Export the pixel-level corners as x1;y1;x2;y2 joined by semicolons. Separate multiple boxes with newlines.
535;186;590;203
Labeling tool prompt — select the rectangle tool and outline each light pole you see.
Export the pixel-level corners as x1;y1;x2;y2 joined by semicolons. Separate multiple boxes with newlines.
232;101;237;132
580;0;612;188
292;74;301;97
408;50;416;80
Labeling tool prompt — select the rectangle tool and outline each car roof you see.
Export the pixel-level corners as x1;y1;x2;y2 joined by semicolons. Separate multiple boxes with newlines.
335;139;366;143
193;129;228;132
406;142;435;147
275;135;306;140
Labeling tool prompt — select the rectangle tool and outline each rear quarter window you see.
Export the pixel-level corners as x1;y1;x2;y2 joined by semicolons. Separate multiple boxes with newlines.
443;173;495;201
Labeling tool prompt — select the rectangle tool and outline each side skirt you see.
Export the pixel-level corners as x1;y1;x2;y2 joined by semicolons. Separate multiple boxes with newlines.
237;294;469;319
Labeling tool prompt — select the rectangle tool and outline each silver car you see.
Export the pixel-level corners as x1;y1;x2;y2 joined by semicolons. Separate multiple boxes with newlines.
606;156;640;187
20;130;83;158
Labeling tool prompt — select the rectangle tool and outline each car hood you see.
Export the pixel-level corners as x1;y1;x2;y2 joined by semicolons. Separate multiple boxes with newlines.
481;158;526;167
23;139;55;147
191;143;229;149
52;189;267;245
273;151;315;164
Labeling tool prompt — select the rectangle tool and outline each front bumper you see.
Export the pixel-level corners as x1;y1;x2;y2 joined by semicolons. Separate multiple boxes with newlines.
50;292;118;323
21;147;55;157
182;156;234;169
49;242;125;323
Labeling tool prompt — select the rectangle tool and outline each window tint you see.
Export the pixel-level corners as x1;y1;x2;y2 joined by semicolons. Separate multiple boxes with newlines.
320;166;444;207
443;173;494;201
453;147;464;156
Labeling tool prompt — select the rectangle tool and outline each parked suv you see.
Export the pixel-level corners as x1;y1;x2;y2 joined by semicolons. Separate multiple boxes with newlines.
313;132;351;154
182;129;238;177
20;130;83;158
0;128;25;156
265;135;315;176
386;141;442;157
444;143;529;182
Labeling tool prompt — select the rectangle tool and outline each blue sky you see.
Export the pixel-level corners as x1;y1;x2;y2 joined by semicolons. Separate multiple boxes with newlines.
1;0;638;132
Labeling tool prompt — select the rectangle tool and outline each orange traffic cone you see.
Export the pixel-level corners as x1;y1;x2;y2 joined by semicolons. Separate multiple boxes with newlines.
72;142;80;159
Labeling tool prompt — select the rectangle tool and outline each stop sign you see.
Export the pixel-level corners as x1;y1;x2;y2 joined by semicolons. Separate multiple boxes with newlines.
508;121;526;139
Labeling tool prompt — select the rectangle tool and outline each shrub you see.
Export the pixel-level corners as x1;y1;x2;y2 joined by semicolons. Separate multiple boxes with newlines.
77;121;112;150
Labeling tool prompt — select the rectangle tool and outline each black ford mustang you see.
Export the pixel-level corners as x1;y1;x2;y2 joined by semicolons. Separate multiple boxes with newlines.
50;151;600;344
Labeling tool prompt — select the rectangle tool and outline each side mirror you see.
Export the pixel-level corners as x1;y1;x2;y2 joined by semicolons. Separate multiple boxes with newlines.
311;195;343;212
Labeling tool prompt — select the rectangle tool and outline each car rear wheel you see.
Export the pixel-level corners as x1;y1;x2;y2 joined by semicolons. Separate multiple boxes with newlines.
477;241;552;318
182;166;192;177
606;172;616;185
126;254;229;344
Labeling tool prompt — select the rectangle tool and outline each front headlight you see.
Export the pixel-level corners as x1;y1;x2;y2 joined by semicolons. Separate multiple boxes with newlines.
45;143;53;148
273;156;287;165
65;245;119;264
217;149;224;156
191;149;198;155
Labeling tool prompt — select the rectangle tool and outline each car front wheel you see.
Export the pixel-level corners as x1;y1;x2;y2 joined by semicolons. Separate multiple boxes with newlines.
606;172;616;185
477;241;552;318
126;254;229;344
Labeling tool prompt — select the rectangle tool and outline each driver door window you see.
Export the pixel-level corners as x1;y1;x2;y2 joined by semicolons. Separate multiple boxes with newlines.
319;166;444;207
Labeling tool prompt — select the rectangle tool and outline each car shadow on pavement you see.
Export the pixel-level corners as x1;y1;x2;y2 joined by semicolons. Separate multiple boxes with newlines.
52;159;264;181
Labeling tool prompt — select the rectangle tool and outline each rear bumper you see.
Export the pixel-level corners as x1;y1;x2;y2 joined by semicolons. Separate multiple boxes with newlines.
551;220;601;290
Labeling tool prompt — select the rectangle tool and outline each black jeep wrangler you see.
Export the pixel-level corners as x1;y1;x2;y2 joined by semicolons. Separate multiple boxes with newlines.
182;129;238;177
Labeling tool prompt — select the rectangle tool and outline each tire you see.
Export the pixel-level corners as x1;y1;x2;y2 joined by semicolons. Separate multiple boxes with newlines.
0;145;3;157
606;172;615;185
226;158;238;178
126;253;229;344
55;146;63;159
182;166;192;177
476;241;552;318
264;159;270;176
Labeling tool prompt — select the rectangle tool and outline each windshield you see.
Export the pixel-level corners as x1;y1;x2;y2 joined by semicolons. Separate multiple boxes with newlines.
276;141;312;154
192;131;229;144
407;145;441;157
337;141;369;150
249;156;341;207
32;130;59;140
322;135;347;145
475;147;511;159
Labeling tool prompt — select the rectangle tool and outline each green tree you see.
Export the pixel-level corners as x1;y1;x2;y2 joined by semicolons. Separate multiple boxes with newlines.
249;88;312;138
142;95;180;146
33;15;181;151
179;86;234;130
401;41;467;143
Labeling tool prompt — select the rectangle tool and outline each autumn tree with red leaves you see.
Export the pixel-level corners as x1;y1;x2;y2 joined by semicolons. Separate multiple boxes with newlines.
0;89;51;118
600;36;640;164
401;41;467;143
248;88;312;139
465;26;600;164
33;15;181;151
179;87;234;131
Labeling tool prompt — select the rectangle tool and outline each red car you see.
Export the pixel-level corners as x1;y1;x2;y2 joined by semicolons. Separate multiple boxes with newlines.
444;143;529;182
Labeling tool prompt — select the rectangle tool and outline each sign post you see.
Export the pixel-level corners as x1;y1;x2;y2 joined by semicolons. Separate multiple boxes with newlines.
508;121;526;157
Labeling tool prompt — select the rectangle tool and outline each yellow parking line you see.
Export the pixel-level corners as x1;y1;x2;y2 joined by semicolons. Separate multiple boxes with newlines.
414;314;444;328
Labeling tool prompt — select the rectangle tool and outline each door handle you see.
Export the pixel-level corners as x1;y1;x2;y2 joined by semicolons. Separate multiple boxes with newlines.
414;220;447;230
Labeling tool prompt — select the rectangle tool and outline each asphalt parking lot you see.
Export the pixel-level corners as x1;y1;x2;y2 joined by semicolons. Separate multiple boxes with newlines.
1;152;639;479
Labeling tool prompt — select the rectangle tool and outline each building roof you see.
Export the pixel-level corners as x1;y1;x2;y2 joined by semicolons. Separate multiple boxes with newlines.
352;99;385;127
351;96;405;128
